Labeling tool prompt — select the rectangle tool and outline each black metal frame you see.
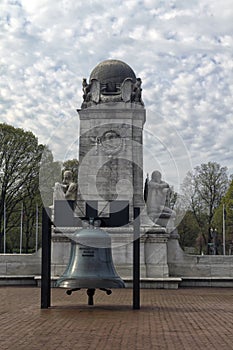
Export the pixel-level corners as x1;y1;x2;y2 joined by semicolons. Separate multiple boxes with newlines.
54;200;130;228
41;207;51;309
40;204;140;309
133;207;140;310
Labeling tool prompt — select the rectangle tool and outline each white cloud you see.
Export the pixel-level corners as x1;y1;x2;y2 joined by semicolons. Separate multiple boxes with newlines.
0;0;233;184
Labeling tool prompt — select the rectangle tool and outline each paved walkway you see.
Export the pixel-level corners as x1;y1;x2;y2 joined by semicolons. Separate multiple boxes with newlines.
0;287;233;350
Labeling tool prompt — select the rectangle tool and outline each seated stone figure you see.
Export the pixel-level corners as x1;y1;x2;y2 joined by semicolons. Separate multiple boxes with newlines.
53;170;77;202
145;170;175;227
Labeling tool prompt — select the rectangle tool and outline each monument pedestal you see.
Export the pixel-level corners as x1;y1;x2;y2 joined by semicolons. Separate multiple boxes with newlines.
111;227;170;279
51;232;71;277
144;231;170;278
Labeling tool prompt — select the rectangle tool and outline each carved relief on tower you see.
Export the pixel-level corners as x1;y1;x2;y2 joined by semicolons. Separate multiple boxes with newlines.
100;130;123;156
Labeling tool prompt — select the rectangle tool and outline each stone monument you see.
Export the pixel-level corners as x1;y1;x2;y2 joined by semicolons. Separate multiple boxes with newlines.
52;59;179;285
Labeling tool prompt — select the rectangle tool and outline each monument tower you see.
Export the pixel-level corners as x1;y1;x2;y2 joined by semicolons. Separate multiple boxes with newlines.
77;59;146;222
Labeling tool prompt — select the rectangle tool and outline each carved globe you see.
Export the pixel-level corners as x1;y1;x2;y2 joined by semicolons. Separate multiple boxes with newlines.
89;59;136;92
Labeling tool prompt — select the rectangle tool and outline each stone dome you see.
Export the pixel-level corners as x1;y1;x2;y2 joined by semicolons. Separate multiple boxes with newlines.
89;59;136;85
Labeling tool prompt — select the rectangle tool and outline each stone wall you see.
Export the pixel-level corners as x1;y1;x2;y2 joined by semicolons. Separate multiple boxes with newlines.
0;251;41;276
167;235;233;277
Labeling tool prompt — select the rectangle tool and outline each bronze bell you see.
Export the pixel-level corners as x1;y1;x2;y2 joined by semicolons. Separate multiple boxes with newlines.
56;223;125;304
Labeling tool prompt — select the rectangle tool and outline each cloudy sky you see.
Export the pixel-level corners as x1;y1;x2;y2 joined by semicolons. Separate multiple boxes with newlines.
1;0;233;189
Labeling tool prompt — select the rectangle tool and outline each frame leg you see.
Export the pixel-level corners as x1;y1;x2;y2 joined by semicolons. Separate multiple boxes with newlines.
133;207;140;310
41;207;51;309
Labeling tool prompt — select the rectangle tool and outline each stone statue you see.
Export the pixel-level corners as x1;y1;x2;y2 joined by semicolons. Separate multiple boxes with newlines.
131;78;142;103
53;170;77;202
145;170;175;227
82;78;91;102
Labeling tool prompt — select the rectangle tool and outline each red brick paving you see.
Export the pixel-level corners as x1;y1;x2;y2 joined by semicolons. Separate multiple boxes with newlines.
0;287;233;350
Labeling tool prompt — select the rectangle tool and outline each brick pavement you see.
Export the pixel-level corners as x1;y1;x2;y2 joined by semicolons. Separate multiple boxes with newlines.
0;287;233;350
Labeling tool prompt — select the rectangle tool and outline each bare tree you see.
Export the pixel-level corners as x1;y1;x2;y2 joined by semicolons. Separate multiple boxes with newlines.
182;162;229;253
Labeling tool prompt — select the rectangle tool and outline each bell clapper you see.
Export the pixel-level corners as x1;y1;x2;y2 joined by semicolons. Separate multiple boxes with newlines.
87;288;95;305
65;287;112;306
